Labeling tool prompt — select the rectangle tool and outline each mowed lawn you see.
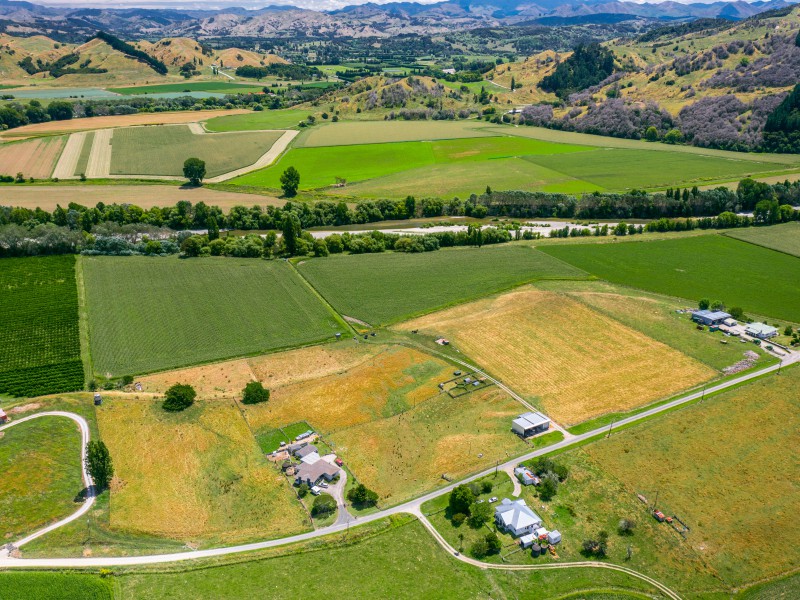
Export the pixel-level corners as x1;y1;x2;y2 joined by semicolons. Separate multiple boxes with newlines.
96;398;310;545
0;416;84;541
298;245;587;325
397;288;714;425
724;222;800;258
230;136;591;190
82;256;346;376
204;109;312;132
585;365;800;587
109;125;282;177
540;235;800;323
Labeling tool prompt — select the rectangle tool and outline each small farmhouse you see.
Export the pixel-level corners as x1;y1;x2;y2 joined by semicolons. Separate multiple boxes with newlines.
691;310;731;326
295;460;340;487
513;466;540;486
495;498;543;537
512;411;550;437
745;323;778;339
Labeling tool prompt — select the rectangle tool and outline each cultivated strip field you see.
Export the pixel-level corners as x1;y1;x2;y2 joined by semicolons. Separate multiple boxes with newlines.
586;365;800;587
96;398;309;544
85;129;112;178
0;256;83;397
82;256;347;377
298;245;587;326
724;221;800;258
51;132;86;180
108;125;283;178
0;184;281;211
204;109;312;132
540;235;800;323
0;109;249;140
397;288;715;425
0;136;66;178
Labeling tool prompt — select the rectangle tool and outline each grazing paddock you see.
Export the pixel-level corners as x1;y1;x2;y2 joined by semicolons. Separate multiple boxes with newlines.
540;235;800;323
110;82;265;95
82;256;346;377
329;387;527;504
242;345;452;434
204;109;312;132
0;184;281;212
109;125;283;177
0;572;112;600
535;280;771;372
298;245;586;326
585;366;800;587
298;120;496;147
0;416;83;541
230;136;590;191
0;136;65;178
397;288;714;425
724;222;800;258
0;109;248;140
96;398;309;544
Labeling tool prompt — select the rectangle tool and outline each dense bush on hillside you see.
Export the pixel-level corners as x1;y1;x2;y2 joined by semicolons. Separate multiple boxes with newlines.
94;31;167;75
762;84;800;153
235;64;322;81
567;98;674;139
539;43;615;99
703;34;800;91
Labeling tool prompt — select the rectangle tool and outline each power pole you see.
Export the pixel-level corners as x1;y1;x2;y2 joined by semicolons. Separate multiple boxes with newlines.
606;419;615;438
652;490;659;512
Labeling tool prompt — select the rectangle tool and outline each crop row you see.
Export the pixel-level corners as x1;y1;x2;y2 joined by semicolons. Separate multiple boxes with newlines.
0;361;84;398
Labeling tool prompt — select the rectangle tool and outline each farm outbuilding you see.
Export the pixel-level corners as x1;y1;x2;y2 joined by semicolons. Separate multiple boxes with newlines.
294;444;318;459
547;530;562;545
514;466;540;486
512;411;550;437
745;323;778;339
519;533;535;548
691;310;731;326
0;408;7;424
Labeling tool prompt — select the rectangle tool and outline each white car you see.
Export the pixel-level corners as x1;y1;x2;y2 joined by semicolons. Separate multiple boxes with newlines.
488;497;498;503
310;486;322;496
319;482;329;488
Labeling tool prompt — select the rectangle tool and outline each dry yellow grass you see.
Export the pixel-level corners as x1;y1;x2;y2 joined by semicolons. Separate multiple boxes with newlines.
243;344;453;434
330;387;527;504
398;288;715;425
96;398;309;544
0;136;65;177
137;359;256;399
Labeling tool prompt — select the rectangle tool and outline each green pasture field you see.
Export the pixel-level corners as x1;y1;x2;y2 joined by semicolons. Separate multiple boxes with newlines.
230;136;591;191
82;256;347;377
440;79;508;95
109;82;266;95
73;131;94;177
297;120;495;147
116;517;663;599
0;255;83;397
540;234;800;323
527;148;780;191
724;222;800;258
109;125;282;177
204;109;312;132
0;416;83;540
297;245;587;325
0;572;112;600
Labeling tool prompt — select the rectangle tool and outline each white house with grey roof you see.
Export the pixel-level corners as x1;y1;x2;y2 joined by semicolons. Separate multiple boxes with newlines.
745;322;778;339
494;498;543;537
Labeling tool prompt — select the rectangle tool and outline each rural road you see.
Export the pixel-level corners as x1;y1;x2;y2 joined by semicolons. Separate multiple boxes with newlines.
1;353;793;574
0;411;95;558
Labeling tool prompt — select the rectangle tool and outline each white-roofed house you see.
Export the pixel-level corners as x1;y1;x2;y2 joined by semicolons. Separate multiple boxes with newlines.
745;322;778;339
494;498;543;537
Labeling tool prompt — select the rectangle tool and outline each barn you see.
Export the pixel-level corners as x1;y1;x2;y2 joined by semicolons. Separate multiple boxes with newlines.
512;411;550;437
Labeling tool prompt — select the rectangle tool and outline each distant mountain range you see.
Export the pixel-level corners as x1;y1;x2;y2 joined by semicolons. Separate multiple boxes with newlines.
0;0;797;39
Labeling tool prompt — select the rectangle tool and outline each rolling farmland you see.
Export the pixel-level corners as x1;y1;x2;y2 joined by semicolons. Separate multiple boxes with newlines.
109;82;266;95
96;398;309;544
0;572;112;600
398;288;715;425
204;109;312;132
0;256;84;397
540;235;800;323
297;120;496;147
82;256;347;377
585;365;800;587
298;245;587;326
109;125;283;177
0;136;66;178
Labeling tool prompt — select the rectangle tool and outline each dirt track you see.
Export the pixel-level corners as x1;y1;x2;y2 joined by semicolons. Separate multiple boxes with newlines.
0;184;283;211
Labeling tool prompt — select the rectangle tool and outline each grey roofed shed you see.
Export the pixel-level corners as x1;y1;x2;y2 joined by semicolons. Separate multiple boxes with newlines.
512;411;550;437
294;444;318;459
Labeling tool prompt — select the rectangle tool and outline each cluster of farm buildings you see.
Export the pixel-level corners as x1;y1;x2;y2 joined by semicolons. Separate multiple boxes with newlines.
691;310;778;339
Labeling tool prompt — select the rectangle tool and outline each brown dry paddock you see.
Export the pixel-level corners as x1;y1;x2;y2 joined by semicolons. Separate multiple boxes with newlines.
0;109;249;141
0;184;282;211
0;136;66;178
